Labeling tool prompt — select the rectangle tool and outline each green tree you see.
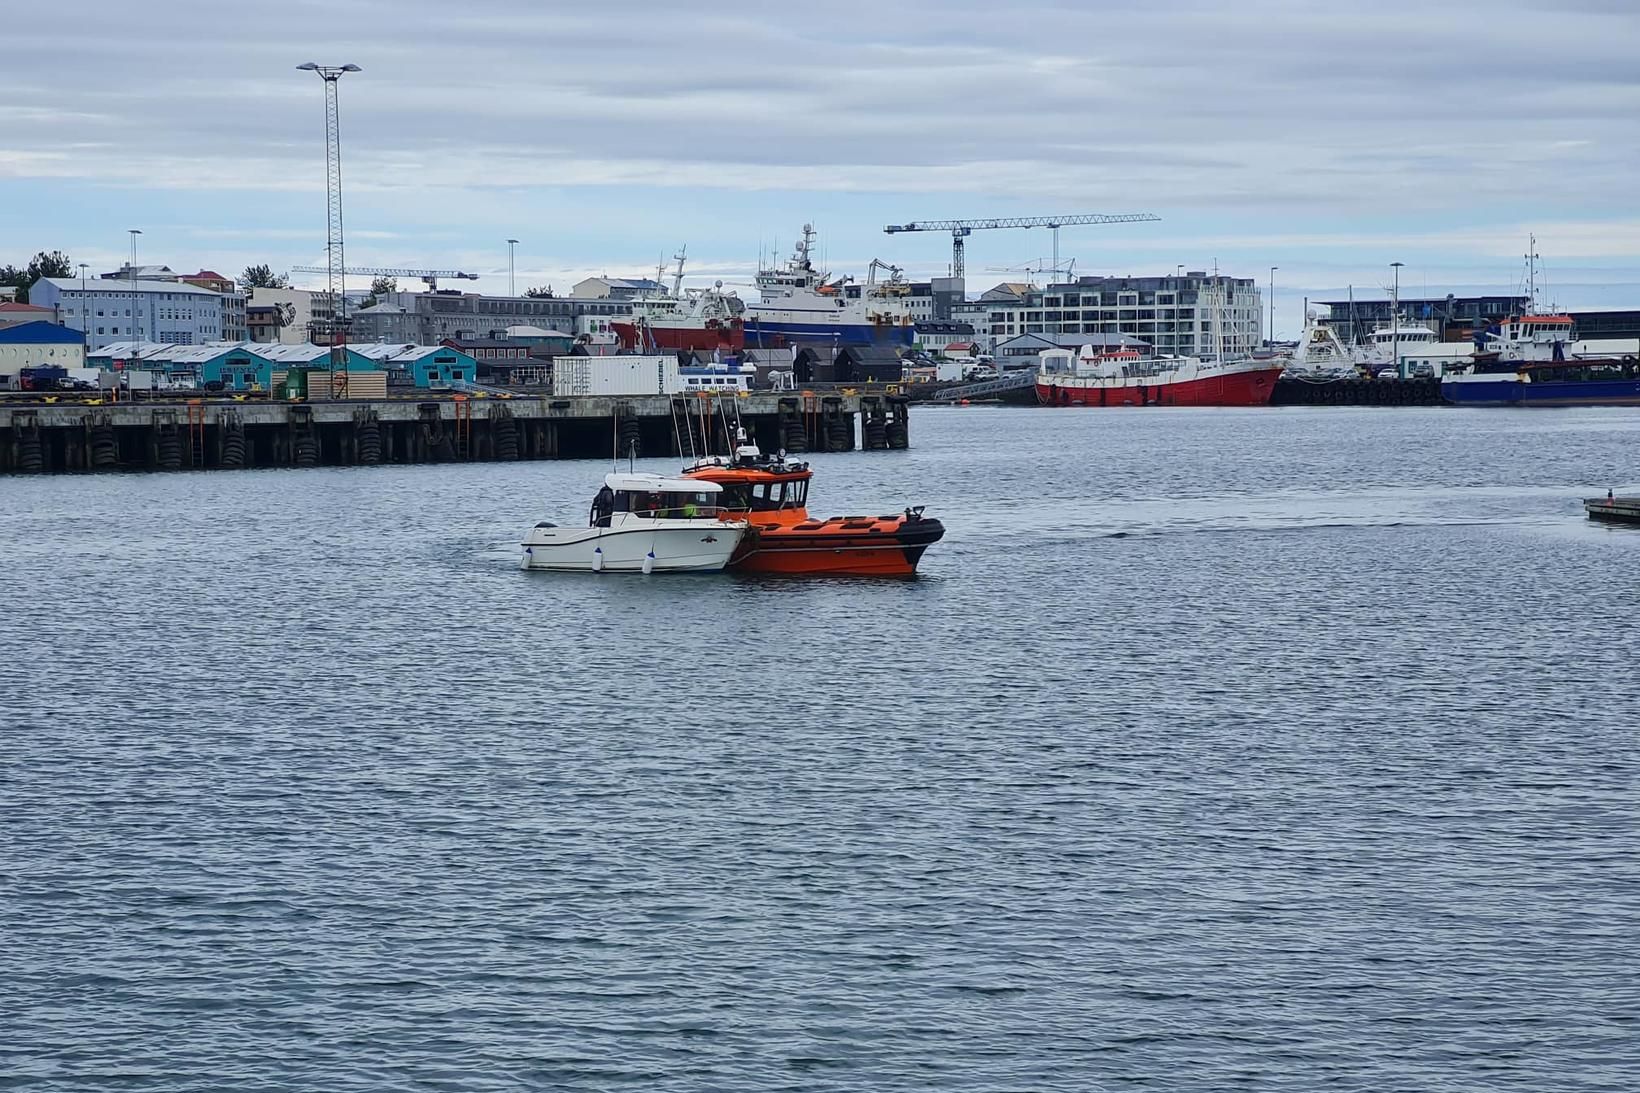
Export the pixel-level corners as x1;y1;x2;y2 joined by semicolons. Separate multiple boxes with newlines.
241;263;291;290
361;274;399;310
26;250;72;282
524;285;554;298
0;264;27;303
0;251;73;304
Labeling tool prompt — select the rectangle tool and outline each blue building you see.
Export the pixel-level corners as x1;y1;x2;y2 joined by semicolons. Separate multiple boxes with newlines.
178;344;279;390
259;343;383;374
356;343;480;387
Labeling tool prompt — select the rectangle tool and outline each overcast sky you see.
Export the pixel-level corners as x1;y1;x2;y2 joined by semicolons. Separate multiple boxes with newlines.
4;0;1639;334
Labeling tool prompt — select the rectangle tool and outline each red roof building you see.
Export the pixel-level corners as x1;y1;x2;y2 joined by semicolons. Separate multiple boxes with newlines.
0;301;55;329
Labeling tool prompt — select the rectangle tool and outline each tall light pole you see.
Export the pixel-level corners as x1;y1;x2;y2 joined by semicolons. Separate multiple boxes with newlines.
297;62;361;383
128;229;143;343
1268;266;1278;347
507;238;519;297
78;263;88;340
1390;261;1404;380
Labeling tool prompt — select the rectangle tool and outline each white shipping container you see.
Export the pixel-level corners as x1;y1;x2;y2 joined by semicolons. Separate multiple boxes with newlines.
552;355;679;397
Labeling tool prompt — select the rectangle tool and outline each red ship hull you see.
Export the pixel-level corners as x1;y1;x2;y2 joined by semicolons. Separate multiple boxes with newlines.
612;320;745;353
1036;365;1283;407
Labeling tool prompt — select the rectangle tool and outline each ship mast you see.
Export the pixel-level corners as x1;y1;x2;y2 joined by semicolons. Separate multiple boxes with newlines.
671;246;687;297
1525;233;1539;314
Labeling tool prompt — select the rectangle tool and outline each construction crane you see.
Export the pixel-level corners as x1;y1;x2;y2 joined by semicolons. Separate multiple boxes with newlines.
986;257;1079;284
883;213;1161;278
290;265;480;291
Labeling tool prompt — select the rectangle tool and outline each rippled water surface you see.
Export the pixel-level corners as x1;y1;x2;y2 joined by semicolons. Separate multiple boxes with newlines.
4;406;1639;1091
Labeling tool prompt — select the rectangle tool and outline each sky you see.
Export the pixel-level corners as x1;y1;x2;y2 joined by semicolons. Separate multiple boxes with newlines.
4;0;1640;336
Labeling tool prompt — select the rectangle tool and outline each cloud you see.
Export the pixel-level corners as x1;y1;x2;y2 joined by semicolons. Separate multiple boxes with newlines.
3;0;1640;308
4;0;1638;209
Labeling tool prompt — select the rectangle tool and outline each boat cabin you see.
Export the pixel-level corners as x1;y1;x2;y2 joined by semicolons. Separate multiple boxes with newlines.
1366;321;1438;346
683;447;814;514
592;473;724;526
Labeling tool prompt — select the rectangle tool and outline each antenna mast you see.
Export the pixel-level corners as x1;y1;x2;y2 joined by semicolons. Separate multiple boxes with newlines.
296;62;361;389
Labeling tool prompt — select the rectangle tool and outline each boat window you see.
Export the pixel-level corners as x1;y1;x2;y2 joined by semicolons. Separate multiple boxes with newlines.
752;482;784;510
653;491;713;517
718;484;752;510
789;479;808;507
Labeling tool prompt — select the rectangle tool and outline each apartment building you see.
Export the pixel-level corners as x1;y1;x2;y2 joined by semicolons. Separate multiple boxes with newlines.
29;276;246;349
953;272;1263;357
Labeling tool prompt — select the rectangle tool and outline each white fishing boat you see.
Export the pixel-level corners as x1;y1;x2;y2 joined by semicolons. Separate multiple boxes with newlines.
520;473;747;573
1283;312;1358;378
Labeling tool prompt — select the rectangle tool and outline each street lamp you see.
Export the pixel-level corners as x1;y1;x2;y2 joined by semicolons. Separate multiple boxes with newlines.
1268;266;1278;347
1390;261;1405;379
77;263;88;339
128;229;143;343
507;238;519;297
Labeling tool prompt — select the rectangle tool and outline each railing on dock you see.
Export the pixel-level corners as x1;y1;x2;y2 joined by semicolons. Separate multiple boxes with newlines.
927;370;1038;402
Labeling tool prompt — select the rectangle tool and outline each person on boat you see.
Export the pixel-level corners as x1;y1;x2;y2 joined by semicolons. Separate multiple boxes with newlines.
590;484;615;528
681;496;700;518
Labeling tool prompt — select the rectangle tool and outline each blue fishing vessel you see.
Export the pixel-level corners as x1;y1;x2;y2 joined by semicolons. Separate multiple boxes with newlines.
744;224;916;349
1442;358;1640;406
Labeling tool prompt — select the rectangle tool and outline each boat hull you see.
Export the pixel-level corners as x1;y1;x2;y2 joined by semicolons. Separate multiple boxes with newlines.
743;317;916;349
1442;377;1640;407
732;516;945;576
1586;497;1640;524
1036;365;1283;407
521;523;744;572
610;320;744;353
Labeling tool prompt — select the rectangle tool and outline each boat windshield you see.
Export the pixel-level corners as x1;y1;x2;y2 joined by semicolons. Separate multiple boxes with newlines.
617;489;721;518
717;478;809;511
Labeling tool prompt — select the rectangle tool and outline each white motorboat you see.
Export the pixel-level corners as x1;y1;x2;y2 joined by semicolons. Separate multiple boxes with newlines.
521;473;747;573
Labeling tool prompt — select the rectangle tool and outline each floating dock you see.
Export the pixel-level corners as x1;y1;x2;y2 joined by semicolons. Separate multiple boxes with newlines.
0;391;912;474
1585;496;1640;524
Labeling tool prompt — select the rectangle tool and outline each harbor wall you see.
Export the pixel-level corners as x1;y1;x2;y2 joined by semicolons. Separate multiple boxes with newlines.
0;392;913;474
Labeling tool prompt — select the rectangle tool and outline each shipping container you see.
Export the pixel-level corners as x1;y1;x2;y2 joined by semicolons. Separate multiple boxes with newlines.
551;355;679;397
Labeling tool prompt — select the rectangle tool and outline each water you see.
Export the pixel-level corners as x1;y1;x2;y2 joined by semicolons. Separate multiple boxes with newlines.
3;406;1638;1091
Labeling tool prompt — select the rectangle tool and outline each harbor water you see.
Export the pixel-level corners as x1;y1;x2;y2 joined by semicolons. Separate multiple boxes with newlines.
4;406;1638;1090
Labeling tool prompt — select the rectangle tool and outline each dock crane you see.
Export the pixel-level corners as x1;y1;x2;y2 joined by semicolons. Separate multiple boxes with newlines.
883;213;1161;278
289;265;481;291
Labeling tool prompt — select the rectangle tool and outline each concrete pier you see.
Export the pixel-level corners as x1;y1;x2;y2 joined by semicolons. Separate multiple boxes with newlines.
0;391;913;474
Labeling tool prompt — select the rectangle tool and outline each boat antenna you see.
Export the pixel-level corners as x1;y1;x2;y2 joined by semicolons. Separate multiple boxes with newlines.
671;396;690;468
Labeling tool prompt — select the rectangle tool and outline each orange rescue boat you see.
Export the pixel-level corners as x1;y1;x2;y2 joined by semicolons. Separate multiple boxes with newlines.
683;441;944;576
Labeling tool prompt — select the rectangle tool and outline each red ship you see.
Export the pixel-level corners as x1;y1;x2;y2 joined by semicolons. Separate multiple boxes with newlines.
1035;347;1282;407
610;247;747;352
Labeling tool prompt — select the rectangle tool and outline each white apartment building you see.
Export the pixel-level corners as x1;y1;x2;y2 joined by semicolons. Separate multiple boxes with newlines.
30;277;246;350
246;286;335;344
952;273;1263;358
